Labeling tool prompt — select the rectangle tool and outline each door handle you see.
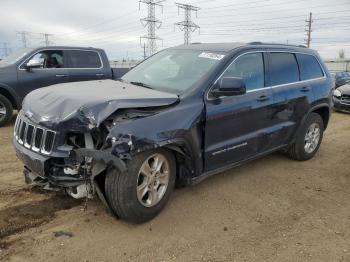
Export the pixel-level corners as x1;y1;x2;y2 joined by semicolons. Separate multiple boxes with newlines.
55;74;68;78
257;95;270;102
300;86;311;92
96;73;105;77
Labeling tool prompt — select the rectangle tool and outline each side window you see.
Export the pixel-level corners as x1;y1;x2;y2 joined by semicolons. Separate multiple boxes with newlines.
67;50;102;69
222;52;264;91
25;50;64;69
268;53;299;86
296;54;324;80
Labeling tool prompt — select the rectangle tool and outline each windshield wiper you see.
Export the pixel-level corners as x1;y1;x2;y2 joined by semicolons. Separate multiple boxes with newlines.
129;81;153;89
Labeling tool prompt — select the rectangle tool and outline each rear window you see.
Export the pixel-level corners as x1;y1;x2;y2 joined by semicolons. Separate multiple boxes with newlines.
67;50;102;68
268;53;299;86
296;54;324;80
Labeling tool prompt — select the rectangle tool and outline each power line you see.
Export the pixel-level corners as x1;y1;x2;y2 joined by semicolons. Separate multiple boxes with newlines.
139;0;165;57
16;31;30;48
174;2;200;45
305;12;313;48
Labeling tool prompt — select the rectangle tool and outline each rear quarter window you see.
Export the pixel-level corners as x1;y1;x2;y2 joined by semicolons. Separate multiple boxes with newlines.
267;52;299;86
296;53;324;80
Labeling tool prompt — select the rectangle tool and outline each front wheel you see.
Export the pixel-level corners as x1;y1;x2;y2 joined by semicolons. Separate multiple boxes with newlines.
0;94;13;127
105;149;176;223
288;113;324;161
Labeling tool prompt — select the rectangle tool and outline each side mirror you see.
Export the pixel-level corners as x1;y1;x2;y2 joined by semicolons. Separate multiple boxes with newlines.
211;77;246;98
24;60;43;71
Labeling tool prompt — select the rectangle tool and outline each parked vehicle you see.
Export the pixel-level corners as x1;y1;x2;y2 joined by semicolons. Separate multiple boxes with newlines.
13;42;333;223
0;46;125;126
333;84;350;112
334;71;350;88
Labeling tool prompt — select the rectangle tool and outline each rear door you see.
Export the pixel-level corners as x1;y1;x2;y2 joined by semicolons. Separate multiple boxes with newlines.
267;52;315;147
65;50;109;82
204;52;275;172
17;49;69;100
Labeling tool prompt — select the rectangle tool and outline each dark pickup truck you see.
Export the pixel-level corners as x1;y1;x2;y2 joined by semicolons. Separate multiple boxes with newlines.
0;46;126;126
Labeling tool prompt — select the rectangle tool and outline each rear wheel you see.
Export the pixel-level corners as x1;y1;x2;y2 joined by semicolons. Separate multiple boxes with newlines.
0;94;13;127
288;113;324;161
105;149;176;223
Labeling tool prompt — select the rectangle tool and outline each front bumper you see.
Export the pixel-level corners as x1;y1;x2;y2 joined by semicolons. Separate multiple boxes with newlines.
14;135;126;190
333;96;350;112
14;136;49;178
14;137;86;189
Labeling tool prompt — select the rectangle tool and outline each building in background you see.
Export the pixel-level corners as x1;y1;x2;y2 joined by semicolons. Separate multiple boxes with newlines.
324;59;350;73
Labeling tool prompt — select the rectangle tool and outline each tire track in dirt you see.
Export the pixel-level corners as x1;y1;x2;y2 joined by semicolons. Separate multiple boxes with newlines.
0;192;81;251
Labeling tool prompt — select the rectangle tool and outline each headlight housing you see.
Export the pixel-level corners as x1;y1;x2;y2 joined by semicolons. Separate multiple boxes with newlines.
333;89;342;98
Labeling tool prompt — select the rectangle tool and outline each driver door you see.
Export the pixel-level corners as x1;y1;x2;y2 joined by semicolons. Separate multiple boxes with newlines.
204;52;274;172
17;49;69;100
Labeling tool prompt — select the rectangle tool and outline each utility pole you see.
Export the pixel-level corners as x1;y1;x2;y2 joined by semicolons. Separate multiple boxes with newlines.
143;43;147;60
42;33;54;46
305;12;313;48
16;31;30;48
174;2;200;45
139;0;165;57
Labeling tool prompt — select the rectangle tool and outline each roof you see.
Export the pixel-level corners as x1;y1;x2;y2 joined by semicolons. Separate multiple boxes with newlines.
170;42;312;53
170;42;246;52
30;46;103;51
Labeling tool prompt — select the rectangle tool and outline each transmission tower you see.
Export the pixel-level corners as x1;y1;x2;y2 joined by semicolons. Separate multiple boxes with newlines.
139;0;165;57
304;12;313;48
16;31;30;48
174;2;200;45
1;42;10;57
42;33;54;46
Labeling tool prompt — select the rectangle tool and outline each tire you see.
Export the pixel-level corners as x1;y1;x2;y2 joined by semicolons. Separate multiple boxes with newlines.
105;149;176;223
0;94;13;127
288;113;324;161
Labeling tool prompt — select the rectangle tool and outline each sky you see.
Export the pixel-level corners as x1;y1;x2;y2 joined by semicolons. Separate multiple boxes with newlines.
0;0;349;60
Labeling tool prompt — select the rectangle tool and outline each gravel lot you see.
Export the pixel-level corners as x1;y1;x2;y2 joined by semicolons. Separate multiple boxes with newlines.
0;112;349;262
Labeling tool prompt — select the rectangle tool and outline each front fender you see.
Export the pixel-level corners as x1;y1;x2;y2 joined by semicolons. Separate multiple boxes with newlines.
107;99;205;177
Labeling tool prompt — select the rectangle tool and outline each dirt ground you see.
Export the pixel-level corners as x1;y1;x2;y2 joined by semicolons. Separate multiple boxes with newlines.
0;112;349;262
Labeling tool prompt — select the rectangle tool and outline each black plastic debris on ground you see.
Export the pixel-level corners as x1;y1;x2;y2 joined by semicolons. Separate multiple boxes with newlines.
53;231;74;238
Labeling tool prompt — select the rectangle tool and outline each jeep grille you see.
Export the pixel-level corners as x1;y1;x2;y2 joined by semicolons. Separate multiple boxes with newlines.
14;115;56;155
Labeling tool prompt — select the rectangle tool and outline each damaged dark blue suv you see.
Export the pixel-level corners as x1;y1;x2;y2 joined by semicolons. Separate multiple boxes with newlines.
13;43;333;223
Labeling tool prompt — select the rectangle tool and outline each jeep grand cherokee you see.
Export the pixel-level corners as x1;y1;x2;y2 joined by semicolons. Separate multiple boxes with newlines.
13;42;333;223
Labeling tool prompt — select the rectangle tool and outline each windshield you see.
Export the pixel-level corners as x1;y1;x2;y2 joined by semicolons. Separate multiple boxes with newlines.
121;49;225;94
0;48;33;68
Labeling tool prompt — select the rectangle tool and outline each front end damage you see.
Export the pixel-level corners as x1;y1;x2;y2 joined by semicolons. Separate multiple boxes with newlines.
13;107;163;211
13;80;204;213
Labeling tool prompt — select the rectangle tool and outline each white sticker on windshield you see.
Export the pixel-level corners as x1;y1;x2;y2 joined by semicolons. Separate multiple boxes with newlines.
198;52;225;60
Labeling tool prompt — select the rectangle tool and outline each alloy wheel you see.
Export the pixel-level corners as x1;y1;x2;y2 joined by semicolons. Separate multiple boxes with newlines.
0;101;6;122
136;153;170;207
304;123;321;154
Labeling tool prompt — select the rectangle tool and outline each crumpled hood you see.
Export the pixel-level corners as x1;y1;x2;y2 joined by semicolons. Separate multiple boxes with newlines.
338;84;350;95
22;79;179;129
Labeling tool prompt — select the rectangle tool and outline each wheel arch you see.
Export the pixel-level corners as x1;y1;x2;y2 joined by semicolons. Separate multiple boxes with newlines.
309;104;330;130
0;84;21;110
162;139;198;186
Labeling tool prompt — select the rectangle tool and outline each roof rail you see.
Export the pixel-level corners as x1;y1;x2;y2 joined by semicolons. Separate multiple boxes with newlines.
247;41;263;45
248;42;307;48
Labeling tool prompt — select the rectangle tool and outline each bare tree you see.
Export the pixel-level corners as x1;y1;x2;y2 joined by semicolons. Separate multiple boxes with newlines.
339;49;346;59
